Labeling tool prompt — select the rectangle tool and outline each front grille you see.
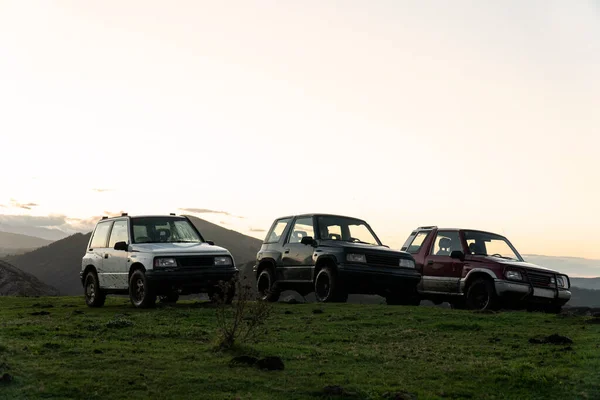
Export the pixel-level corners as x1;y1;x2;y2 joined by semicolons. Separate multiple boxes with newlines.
177;256;215;268
365;254;399;267
526;271;552;287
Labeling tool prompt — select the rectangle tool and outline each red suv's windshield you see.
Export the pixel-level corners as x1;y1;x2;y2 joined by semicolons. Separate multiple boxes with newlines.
464;231;522;261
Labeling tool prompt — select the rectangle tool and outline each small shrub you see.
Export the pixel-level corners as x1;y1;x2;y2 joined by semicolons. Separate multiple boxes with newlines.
214;277;273;350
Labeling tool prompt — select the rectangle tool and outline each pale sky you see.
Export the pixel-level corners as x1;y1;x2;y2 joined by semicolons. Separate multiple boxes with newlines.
0;0;599;258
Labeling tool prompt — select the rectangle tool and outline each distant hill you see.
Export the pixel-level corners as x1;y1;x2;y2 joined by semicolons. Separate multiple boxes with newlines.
0;225;69;241
6;217;262;295
568;287;600;308
0;260;59;296
5;233;91;295
0;231;53;256
570;277;600;291
522;254;600;280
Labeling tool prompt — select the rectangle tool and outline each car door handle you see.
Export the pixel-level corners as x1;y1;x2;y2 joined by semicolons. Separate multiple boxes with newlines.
104;254;109;259
427;260;433;265
284;249;290;254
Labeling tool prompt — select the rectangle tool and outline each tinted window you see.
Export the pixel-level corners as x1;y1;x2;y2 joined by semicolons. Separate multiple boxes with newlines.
90;221;112;249
264;218;291;243
403;231;430;254
317;215;380;245
432;231;463;256
288;217;315;244
108;220;129;248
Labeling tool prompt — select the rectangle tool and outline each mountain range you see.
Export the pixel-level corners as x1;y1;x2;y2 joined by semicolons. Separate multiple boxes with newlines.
0;231;53;256
0;259;59;296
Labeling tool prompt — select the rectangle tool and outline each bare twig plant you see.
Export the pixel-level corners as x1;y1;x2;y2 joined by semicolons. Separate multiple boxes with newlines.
214;276;273;349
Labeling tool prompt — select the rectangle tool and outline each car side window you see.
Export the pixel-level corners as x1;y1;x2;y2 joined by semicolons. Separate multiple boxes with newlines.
264;218;291;244
108;220;129;248
288;217;314;244
403;231;430;254
431;231;463;256
90;222;113;249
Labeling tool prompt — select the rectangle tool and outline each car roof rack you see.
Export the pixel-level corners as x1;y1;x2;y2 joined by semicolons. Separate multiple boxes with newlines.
417;225;437;230
101;216;108;220
121;213;128;216
170;213;176;216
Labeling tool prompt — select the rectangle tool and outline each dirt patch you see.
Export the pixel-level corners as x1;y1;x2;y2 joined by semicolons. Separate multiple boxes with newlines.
255;356;284;371
30;311;50;316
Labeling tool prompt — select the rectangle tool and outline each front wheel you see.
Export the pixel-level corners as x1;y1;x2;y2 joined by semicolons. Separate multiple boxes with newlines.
314;267;347;303
129;270;156;308
465;278;500;311
84;270;106;308
257;269;280;302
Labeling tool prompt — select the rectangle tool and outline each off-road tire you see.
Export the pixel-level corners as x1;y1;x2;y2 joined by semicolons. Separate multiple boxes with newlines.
84;270;106;308
256;268;280;302
465;278;500;311
129;270;156;308
314;267;348;303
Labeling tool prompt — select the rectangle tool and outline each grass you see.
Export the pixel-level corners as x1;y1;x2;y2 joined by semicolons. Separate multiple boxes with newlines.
0;296;598;400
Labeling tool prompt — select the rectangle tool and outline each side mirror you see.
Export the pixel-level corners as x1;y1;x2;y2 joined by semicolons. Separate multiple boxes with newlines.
114;241;128;251
450;250;465;261
301;236;315;246
206;240;215;246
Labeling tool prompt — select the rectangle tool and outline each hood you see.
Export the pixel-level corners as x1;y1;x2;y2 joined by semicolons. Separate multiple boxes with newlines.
474;256;563;275
318;240;413;258
130;242;231;256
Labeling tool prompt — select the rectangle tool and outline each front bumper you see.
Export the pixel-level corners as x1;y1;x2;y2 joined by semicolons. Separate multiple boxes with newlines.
145;267;238;288
337;263;421;290
494;280;571;305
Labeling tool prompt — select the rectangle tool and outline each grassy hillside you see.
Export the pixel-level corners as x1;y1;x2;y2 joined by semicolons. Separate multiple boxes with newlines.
0;297;598;399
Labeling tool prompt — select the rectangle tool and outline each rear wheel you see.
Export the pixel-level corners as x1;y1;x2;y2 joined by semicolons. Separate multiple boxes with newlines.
466;278;499;311
84;270;106;308
314;267;347;303
129;270;156;308
257;268;280;302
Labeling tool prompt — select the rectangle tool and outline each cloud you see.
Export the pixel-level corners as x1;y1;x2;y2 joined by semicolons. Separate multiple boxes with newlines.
178;208;232;216
249;228;266;232
8;199;39;210
0;214;66;227
92;188;112;193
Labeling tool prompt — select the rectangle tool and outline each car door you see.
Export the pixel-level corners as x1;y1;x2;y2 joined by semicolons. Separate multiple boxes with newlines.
88;220;113;288
103;219;130;289
281;216;315;281
423;230;465;293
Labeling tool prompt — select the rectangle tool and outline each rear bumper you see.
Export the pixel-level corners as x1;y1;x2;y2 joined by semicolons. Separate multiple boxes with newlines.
494;280;571;305
337;263;421;293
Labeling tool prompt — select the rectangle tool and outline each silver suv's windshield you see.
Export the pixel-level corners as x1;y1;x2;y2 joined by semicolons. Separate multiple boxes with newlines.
131;217;202;244
317;216;381;246
464;230;523;261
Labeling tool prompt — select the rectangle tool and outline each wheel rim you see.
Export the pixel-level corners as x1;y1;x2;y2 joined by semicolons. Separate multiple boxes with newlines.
86;277;95;303
315;272;331;300
133;278;145;304
470;283;490;310
257;272;271;298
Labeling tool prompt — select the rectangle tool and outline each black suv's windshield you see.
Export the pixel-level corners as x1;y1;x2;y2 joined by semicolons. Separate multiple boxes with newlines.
317;216;381;246
463;230;523;261
131;217;202;244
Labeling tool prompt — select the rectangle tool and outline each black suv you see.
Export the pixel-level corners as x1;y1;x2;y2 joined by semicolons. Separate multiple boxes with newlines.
253;214;421;304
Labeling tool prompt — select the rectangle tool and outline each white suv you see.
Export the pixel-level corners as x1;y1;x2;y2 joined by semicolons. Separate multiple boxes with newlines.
80;214;238;308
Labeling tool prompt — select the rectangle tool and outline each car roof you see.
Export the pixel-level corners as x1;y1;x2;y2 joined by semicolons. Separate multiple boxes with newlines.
413;226;507;237
275;213;368;222
98;214;185;222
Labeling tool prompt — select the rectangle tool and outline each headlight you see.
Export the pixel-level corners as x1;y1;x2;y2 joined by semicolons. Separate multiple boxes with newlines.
505;270;522;281
346;254;366;263
154;257;177;268
214;256;233;266
555;276;568;288
399;259;415;269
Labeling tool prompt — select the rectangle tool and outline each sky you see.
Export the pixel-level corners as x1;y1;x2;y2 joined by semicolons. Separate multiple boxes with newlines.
0;0;599;259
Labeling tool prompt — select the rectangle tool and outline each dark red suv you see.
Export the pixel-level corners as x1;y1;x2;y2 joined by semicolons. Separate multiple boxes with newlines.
401;226;571;312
